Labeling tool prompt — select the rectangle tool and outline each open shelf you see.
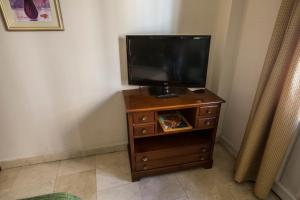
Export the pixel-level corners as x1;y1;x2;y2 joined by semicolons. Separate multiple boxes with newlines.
157;108;197;128
135;131;211;153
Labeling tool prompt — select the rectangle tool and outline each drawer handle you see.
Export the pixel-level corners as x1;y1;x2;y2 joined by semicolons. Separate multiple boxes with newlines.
141;129;147;134
201;148;208;153
141;116;147;121
142;157;148;162
200;157;205;161
206;110;212;114
143;165;148;170
205;120;211;126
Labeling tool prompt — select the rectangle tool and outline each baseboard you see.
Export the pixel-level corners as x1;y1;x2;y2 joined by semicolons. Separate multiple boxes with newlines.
0;143;128;170
273;182;296;200
218;136;239;158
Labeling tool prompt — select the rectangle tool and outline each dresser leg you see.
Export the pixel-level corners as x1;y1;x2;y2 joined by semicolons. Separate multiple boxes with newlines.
203;160;213;169
132;174;140;182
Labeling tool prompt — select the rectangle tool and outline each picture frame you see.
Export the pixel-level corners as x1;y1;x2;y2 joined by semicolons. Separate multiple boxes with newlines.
0;0;64;31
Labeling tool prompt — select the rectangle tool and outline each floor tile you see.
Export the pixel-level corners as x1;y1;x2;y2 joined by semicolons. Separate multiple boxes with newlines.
96;151;132;191
139;174;188;200
175;144;259;200
175;148;241;200
54;169;97;200
228;182;258;200
0;189;15;200
12;180;55;199
0;167;20;191
0;143;282;200
98;182;141;200
96;151;129;170
96;167;131;191
213;144;235;176
176;168;218;200
58;156;96;177
12;162;59;190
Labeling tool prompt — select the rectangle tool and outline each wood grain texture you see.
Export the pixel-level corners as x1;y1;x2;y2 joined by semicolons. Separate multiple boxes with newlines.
123;88;225;181
123;88;225;112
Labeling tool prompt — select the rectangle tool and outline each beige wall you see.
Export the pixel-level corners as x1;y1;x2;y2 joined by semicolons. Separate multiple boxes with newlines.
0;0;227;161
1;0;282;164
219;0;282;154
209;0;246;137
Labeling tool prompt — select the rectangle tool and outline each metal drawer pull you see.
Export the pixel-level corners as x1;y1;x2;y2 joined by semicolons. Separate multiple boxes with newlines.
206;110;212;114
205;120;211;126
143;165;148;170
141;116;147;121
141;129;147;134
200;157;205;161
142;157;148;162
201;148;207;152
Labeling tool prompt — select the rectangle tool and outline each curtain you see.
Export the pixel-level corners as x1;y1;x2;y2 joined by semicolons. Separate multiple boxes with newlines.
234;0;300;199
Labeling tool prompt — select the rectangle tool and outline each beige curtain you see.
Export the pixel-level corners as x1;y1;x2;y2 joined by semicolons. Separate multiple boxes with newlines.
234;0;300;199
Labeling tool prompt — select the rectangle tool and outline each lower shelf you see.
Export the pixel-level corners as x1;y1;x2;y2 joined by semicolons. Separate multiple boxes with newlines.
134;130;211;153
132;131;213;178
132;160;213;181
136;153;210;171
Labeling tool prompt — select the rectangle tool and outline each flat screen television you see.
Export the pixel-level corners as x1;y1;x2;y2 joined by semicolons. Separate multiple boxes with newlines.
126;35;211;97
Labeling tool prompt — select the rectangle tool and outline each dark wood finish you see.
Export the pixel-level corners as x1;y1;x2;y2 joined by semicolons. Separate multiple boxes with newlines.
135;145;209;162
122;88;225;181
123;88;224;112
133;124;155;137
133;160;213;181
133;111;155;124
136;153;210;171
198;105;220;117
134;132;211;152
196;117;217;129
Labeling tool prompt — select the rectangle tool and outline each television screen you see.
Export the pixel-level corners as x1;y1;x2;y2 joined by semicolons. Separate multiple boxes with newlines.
126;35;211;88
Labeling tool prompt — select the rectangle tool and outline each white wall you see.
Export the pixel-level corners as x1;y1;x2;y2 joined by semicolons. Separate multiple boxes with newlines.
0;0;225;161
219;0;282;154
210;0;246;138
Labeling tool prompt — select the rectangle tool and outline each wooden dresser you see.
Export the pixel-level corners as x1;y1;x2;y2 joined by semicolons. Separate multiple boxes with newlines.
122;88;225;181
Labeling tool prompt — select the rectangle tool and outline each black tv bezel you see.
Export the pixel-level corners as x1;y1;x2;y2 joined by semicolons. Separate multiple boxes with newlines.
126;35;211;88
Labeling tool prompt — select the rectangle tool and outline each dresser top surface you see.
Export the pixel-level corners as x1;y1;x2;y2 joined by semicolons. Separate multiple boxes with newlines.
122;88;225;112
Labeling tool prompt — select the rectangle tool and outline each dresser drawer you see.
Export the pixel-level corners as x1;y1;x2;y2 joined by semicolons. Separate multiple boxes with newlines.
133;124;155;137
136;153;210;171
198;105;220;117
136;144;210;163
133;112;155;124
197;117;217;129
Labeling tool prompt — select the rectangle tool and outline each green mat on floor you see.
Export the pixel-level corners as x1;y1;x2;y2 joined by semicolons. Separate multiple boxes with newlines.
20;193;80;200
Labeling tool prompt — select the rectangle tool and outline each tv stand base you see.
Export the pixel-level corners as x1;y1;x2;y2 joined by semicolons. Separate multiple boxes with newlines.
122;88;225;181
156;93;178;98
148;86;187;98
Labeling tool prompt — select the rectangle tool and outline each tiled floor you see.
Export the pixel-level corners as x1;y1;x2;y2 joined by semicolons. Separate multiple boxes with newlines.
0;144;280;200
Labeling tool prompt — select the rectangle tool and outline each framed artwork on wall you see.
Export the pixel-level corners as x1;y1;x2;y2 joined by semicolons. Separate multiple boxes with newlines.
0;0;63;31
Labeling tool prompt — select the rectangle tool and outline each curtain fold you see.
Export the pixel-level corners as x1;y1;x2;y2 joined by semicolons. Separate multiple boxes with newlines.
234;0;300;198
